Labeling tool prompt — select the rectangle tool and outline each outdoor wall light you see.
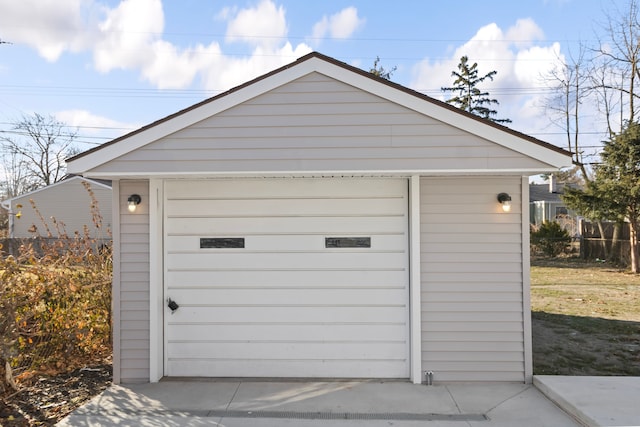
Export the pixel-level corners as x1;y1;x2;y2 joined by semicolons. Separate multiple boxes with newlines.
127;194;141;213
497;192;512;212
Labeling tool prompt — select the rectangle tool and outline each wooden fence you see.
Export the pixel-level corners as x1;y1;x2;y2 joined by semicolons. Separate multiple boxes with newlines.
580;221;631;264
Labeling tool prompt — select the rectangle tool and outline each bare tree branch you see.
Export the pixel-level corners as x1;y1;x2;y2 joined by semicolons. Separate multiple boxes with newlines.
0;113;78;197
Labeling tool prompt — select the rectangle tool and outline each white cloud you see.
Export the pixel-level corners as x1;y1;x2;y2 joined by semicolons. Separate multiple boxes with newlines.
201;42;312;92
215;6;237;21
225;0;288;49
140;41;221;89
91;0;225;89
56;109;135;131
1;0;310;91
198;1;312;91
514;42;563;87
0;0;94;61
55;109;140;148
312;7;365;41
506;18;545;48
91;0;310;90
93;0;164;73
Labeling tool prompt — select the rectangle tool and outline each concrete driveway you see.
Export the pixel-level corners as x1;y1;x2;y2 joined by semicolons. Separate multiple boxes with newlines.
57;379;583;426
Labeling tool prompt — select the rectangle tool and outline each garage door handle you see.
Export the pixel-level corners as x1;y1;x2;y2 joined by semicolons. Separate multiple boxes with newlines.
167;298;179;313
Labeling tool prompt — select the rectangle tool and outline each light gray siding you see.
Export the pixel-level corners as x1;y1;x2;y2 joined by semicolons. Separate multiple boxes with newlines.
420;176;525;382
9;178;111;239
91;73;552;175
118;180;150;383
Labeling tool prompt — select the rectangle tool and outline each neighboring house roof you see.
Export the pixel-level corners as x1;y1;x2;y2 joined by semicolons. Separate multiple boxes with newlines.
67;51;572;177
64;174;113;188
1;176;113;239
1;176;111;209
529;183;565;203
529;182;583;203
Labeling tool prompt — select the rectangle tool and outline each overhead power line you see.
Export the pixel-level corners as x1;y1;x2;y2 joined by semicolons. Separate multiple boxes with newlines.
0;84;218;100
0;83;561;100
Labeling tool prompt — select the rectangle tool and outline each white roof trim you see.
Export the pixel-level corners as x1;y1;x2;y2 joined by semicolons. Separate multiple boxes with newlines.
80;168;562;180
67;53;572;175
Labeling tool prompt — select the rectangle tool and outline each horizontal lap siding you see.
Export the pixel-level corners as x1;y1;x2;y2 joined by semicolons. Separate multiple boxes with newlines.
119;180;150;383
420;177;524;382
92;73;551;174
164;178;409;378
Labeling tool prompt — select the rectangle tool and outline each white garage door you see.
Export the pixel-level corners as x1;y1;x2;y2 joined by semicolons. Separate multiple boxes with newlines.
164;178;409;378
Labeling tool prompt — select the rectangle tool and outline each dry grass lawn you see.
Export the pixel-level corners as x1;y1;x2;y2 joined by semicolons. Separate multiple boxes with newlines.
531;257;640;375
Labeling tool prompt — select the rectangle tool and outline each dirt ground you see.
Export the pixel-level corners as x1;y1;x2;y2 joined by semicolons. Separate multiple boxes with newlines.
0;364;111;426
532;313;640;375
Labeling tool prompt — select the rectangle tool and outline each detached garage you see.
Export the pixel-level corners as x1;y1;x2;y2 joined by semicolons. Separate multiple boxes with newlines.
66;52;572;385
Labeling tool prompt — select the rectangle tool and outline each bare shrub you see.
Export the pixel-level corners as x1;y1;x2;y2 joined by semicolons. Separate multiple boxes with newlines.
0;182;112;394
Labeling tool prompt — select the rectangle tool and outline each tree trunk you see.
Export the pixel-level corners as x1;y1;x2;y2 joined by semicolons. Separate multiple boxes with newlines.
630;220;640;273
610;221;623;263
596;220;610;259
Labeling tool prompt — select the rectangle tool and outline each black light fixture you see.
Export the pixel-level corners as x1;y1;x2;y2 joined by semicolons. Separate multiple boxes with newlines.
497;192;512;212
127;194;141;213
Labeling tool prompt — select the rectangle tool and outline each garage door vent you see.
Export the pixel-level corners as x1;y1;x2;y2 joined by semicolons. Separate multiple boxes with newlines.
325;237;371;248
200;237;245;248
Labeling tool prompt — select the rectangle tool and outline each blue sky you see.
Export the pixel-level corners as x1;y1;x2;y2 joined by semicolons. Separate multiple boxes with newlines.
0;0;616;154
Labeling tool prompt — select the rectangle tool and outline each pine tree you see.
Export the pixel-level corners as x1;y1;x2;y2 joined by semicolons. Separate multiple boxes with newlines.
563;121;640;272
442;55;511;124
369;56;397;81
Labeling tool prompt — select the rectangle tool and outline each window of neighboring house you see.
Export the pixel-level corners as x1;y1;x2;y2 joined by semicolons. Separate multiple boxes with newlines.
555;206;568;217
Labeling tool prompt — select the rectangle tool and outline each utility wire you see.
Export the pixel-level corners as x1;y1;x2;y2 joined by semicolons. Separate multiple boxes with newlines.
0;84;563;100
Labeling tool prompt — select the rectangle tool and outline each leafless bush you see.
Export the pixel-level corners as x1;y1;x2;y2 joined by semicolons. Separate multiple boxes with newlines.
0;182;112;395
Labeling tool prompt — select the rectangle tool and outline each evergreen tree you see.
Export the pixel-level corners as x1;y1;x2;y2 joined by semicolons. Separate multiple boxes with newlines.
369;56;397;81
563;121;640;272
442;55;511;124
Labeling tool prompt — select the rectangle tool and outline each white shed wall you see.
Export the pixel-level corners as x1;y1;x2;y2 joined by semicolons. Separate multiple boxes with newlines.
420;176;525;382
9;178;111;239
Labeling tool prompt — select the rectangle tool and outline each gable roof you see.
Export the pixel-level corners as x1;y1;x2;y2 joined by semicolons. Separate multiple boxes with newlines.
67;52;572;175
0;176;111;210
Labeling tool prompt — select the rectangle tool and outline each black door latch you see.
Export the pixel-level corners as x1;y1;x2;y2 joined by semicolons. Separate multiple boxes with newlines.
167;298;179;313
